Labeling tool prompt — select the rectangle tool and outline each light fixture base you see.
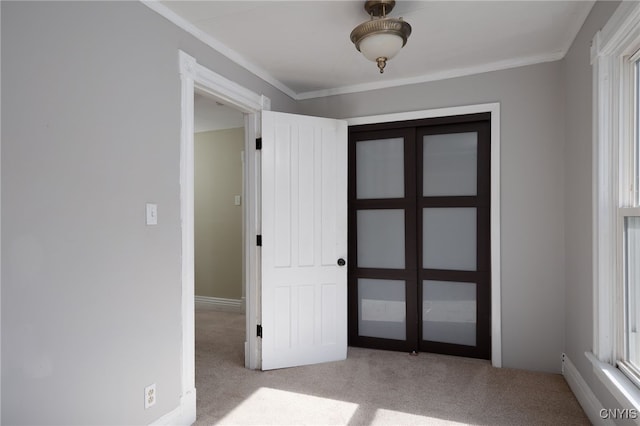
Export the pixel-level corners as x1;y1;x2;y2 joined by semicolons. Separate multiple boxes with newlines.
364;0;396;17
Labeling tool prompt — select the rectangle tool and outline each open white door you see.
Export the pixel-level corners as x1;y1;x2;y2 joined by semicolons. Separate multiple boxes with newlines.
261;110;348;370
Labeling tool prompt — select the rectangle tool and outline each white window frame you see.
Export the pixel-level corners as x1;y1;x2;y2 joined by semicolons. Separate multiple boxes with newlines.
591;1;640;412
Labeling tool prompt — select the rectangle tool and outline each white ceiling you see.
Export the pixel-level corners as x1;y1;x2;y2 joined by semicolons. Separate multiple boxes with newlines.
154;0;595;100
194;92;245;132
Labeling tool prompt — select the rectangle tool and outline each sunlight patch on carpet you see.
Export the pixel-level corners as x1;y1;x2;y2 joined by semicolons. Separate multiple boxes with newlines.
216;387;359;425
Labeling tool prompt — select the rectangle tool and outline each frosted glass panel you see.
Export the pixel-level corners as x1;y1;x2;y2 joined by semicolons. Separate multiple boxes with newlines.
359;279;406;340
423;280;476;346
423;132;477;196
357;209;405;269
357;138;404;199
423;208;476;270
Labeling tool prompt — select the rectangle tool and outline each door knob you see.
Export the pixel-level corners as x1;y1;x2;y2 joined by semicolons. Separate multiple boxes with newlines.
337;258;346;266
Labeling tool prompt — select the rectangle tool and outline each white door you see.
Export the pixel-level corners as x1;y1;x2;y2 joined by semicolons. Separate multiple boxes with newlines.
261;110;348;370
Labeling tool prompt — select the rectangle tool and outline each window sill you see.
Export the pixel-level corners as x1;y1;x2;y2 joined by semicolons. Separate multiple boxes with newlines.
586;351;640;419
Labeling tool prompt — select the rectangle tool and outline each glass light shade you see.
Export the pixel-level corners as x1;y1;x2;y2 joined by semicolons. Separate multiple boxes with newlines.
359;33;404;61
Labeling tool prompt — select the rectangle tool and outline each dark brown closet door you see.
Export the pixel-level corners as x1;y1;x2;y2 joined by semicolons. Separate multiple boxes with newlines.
348;113;491;360
348;128;417;352
417;121;491;359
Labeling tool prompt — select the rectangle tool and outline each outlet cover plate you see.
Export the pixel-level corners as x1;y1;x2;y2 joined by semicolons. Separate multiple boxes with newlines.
145;383;156;409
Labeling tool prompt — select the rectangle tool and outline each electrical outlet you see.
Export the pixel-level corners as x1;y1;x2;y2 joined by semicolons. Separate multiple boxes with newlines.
144;383;156;409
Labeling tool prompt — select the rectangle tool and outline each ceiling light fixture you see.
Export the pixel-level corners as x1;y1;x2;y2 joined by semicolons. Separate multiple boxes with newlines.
350;0;412;74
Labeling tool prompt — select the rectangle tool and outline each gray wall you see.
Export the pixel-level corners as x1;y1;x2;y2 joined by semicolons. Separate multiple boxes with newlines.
195;128;244;300
563;0;627;413
1;1;295;424
1;0;630;423
300;61;567;373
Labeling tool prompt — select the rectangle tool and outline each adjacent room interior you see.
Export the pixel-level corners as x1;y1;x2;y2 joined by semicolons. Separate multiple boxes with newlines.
193;92;247;369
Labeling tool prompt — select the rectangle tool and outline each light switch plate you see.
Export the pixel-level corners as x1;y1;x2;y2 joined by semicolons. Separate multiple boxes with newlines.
146;203;158;225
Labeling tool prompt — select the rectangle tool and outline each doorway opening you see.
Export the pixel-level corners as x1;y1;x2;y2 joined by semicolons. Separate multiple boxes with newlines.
178;51;268;419
193;91;247;367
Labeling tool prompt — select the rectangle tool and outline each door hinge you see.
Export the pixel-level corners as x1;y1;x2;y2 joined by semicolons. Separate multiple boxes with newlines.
257;235;262;246
256;137;262;150
257;324;263;338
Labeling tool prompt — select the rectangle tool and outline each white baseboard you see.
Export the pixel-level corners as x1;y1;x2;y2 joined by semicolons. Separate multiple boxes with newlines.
150;388;196;426
562;353;614;425
195;295;244;313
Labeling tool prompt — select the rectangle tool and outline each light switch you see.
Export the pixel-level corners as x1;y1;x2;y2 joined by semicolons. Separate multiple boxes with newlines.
234;195;241;206
146;203;158;225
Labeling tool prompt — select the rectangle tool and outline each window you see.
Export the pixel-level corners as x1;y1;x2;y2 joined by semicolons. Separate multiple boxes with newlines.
635;57;640;207
592;1;640;406
618;55;640;387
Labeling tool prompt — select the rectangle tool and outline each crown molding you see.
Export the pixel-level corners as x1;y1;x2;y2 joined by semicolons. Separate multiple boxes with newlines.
596;1;640;58
141;0;298;100
296;51;565;100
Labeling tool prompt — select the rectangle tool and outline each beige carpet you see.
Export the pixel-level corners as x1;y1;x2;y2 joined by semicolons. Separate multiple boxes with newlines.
194;307;589;425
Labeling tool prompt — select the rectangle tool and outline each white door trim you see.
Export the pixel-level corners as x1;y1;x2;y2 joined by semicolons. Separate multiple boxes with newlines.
178;51;270;412
346;102;502;367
